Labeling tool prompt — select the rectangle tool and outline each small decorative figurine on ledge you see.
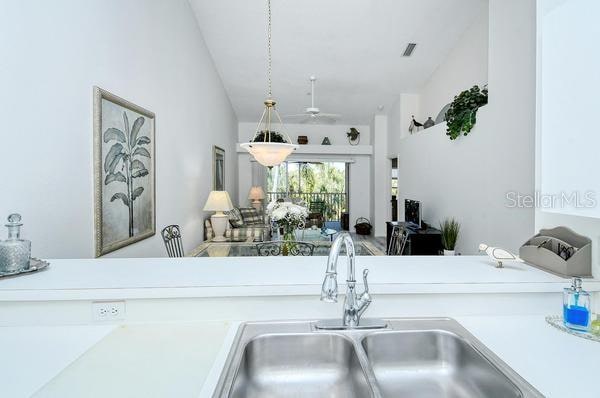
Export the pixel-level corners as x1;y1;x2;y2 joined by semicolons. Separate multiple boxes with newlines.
479;243;523;268
408;115;423;134
423;117;435;129
297;135;308;145
347;127;360;145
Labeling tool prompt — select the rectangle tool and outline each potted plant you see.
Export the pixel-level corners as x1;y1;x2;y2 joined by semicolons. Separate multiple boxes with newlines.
440;218;460;255
346;127;360;145
253;130;288;143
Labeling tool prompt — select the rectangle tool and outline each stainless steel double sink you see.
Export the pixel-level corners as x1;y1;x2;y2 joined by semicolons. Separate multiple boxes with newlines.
213;318;543;397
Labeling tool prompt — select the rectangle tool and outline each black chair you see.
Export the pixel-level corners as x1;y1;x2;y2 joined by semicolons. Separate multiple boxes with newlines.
306;200;326;228
256;241;315;256
161;225;184;257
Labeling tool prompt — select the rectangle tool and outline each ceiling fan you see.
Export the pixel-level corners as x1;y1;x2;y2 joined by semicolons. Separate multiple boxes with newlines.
284;76;341;124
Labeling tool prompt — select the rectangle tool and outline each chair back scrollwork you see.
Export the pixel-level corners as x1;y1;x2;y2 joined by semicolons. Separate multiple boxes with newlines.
161;225;185;257
387;225;408;255
256;241;315;256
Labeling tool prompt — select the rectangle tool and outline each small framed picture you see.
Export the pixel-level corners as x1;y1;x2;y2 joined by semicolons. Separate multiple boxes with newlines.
213;146;225;191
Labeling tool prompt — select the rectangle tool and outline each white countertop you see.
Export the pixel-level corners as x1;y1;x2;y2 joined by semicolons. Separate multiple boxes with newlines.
1;256;598;301
6;315;598;398
2;256;598;396
455;315;600;398
0;325;115;398
33;321;233;398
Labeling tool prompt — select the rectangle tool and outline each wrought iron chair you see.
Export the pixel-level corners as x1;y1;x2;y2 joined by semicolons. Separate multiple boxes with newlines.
387;224;409;255
256;241;315;256
161;225;185;257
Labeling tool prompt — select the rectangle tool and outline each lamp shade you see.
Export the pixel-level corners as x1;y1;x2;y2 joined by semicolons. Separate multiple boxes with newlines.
203;191;233;212
248;186;266;200
240;142;297;167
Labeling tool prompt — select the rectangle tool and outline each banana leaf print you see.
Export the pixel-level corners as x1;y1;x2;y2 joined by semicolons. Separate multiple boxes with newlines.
103;111;151;237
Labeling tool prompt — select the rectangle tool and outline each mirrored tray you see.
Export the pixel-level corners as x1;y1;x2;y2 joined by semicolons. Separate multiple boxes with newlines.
546;315;600;343
0;258;49;278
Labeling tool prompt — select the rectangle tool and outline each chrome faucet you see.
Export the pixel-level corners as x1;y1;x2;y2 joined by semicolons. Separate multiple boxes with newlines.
319;233;372;328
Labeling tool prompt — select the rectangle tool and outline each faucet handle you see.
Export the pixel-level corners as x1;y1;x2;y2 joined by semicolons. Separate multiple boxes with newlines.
362;269;370;294
356;269;372;319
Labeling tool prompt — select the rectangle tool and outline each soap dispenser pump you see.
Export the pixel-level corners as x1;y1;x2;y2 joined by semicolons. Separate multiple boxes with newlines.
563;277;591;332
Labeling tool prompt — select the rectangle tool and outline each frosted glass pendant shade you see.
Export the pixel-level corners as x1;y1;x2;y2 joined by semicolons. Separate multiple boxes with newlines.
242;99;298;167
241;142;297;167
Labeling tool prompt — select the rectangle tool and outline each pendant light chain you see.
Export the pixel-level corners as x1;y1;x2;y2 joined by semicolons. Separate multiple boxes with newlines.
239;0;297;167
267;0;272;99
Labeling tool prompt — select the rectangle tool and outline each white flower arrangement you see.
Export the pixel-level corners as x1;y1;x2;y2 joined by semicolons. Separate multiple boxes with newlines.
266;201;309;229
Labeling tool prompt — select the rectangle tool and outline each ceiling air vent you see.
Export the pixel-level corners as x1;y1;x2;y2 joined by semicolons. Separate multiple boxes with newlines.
403;43;417;57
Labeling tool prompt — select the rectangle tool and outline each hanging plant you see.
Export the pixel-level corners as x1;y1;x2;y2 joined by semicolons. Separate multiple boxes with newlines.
252;130;287;143
445;85;488;140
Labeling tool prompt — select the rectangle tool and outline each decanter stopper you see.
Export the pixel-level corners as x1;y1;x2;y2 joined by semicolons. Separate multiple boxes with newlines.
6;213;23;239
0;213;32;272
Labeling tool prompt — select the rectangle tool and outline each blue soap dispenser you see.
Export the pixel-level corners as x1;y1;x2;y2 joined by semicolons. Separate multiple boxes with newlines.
563;277;591;332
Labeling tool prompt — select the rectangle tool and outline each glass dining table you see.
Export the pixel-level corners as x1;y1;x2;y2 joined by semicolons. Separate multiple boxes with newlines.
188;240;382;257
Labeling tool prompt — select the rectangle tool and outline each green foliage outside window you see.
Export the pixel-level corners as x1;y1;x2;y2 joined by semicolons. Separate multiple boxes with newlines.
266;162;347;219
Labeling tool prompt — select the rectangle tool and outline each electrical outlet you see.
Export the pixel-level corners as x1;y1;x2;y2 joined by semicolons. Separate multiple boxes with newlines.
92;301;126;322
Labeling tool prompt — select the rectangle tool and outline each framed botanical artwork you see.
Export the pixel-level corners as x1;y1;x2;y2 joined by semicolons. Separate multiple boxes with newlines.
213;145;225;191
93;87;156;257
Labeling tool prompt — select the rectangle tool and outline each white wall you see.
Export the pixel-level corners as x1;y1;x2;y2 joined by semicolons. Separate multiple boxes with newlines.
387;94;420;158
417;3;489;122
381;3;489;239
371;115;390;236
237;122;372;225
398;94;421;143
387;98;402;158
537;0;600;220
0;0;238;259
535;0;600;278
396;0;536;254
369;117;376;230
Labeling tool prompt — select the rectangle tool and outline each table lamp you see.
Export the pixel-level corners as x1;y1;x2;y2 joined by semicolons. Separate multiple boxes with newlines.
248;186;266;211
203;191;233;242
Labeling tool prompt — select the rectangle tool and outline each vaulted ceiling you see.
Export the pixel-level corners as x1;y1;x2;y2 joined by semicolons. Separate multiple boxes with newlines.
190;0;487;124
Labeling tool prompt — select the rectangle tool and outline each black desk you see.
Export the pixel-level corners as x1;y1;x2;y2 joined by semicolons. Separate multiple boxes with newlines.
386;221;442;255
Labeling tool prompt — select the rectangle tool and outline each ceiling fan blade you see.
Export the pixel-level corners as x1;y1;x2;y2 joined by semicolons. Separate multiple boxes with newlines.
315;117;337;124
282;113;310;119
317;113;342;119
308;114;340;124
296;116;315;124
285;77;342;124
296;115;335;125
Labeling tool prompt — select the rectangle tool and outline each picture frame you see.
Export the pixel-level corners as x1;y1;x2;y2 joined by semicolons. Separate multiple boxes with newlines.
213;145;225;191
93;87;156;257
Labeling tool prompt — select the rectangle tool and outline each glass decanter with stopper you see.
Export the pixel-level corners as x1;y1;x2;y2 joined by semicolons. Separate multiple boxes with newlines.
0;213;31;273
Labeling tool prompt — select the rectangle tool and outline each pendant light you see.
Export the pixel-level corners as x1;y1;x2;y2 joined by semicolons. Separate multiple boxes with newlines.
240;0;297;167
